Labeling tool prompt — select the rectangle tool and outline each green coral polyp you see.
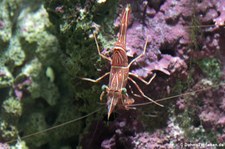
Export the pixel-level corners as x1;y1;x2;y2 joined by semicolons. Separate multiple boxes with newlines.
46;66;55;82
0;120;18;141
2;97;22;118
0;67;13;88
11;140;29;149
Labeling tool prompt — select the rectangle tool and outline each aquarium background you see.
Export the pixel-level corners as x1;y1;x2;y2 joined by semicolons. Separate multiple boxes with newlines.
0;0;225;149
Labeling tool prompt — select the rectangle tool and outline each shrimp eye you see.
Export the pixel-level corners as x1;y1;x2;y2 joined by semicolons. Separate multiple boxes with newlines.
122;88;127;94
101;85;108;91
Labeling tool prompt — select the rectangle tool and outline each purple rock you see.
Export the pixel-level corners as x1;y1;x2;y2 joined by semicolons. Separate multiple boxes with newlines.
0;143;10;149
101;136;116;149
213;0;225;27
55;6;64;14
13;76;32;100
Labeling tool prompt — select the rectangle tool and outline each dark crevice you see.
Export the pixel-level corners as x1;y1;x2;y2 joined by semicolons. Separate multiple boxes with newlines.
148;0;166;11
45;109;58;126
193;117;201;127
160;42;176;56
35;97;50;109
37;143;50;149
0;87;10;106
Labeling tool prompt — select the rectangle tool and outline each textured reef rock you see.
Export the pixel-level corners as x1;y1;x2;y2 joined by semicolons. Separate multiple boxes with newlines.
198;82;225;143
0;0;58;148
1;0;69;148
0;0;116;148
81;0;225;148
212;0;225;27
130;118;185;149
0;0;225;149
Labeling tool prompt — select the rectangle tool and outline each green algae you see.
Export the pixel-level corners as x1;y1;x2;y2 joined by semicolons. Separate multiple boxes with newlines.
0;0;118;148
43;0;118;147
196;58;221;81
22;112;49;147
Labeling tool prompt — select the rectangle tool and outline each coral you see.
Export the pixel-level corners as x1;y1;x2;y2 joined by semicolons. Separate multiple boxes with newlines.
0;120;18;142
0;67;13;88
0;97;21;142
6;37;25;68
50;102;83;142
2;97;22;119
22;112;49;147
10;140;29;149
0;1;12;44
0;0;62;147
0;0;61;102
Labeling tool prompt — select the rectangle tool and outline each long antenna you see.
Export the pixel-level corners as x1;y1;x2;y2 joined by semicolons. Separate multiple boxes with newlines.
5;82;224;144
6;107;103;144
127;82;224;107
